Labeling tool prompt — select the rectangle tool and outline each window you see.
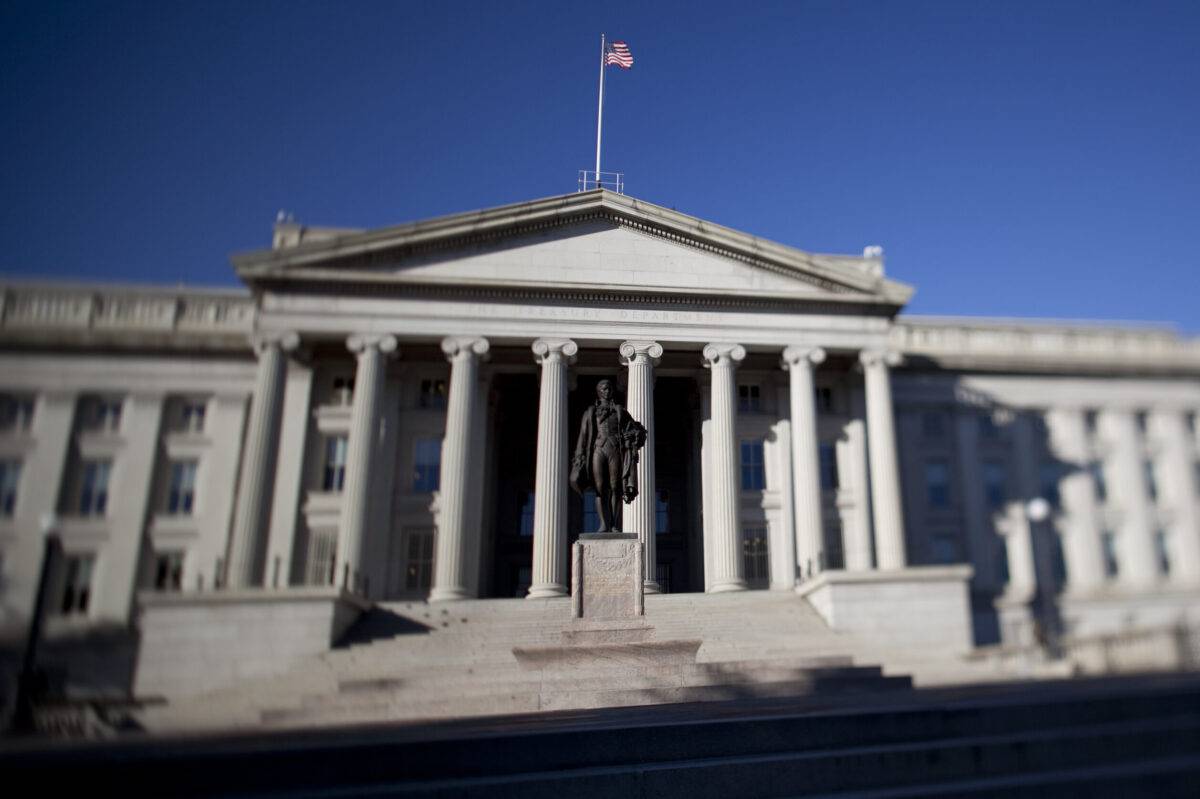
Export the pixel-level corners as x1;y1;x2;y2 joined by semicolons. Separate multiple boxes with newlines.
1101;531;1119;579
819;443;839;491
741;526;769;587
1155;529;1172;576
152;551;184;592
1143;460;1158;502
1135;411;1149;436
921;411;945;439
305;529;338;586
0;460;20;516
78;460;111;516
995;539;1010;585
1084;410;1099;437
166;460;198;515
1038;462;1061;508
60;554;94;615
81;395;122;433
413;438;442;492
405;527;435;591
0;394;34;433
655;490;669;534
1090;460;1107;503
582;489;599;533
737;384;761;413
925;459;950;509
419;378;448;409
1051;533;1068;588
332;376;355;406
518;491;535;536
322;436;348;492
982;460;1006;510
740;441;765;491
931;533;958;564
815;387;834;414
179;400;206;433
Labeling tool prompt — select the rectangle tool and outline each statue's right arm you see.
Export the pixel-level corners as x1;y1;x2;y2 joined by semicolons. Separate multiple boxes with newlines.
572;409;591;465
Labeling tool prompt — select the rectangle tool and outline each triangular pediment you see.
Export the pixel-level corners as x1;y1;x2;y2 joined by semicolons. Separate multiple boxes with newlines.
233;191;913;307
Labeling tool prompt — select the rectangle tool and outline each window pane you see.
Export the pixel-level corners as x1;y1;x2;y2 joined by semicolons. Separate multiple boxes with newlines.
518;491;535;536
819;444;838;491
741;526;769;587
926;460;950;509
582;489;599;533
413;438;442;492
0;460;20;516
740;441;765;491
982;460;1005;510
323;436;348;492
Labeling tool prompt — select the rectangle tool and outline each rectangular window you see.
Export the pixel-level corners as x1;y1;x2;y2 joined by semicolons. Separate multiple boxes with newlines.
737;384;761;413
60;554;94;614
0;459;20;516
1090;460;1107;503
166;460;198;515
655;490;669;534
322;436;348;492
741;526;769;587
1084;410;1099;437
740;440;765;491
0;394;35;432
1102;531;1119;579
405;527;435;591
332;376;355;406
419;378;448;409
1038;462;1061;508
78;460;111;516
982;460;1006;510
81;395;123;433
152;551;184;592
921;411;945;439
412;438;442;493
582;489;599;533
931;533;958;563
925;459;950;509
518;490;535;536
305;529;338;586
1143;460;1158;502
1155;529;1172;576
819;443;839;491
180;400;206;433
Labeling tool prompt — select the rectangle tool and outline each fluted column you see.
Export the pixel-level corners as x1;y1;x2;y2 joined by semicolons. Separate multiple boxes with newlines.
1046;408;1105;594
1156;410;1200;585
860;348;907;570
1108;410;1158;588
227;331;299;589
621;340;663;593
527;338;577;599
703;343;748;592
782;346;826;581
336;334;397;592
430;336;489;602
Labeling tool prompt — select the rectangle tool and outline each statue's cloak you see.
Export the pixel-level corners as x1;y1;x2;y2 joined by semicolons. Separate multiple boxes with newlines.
570;402;647;501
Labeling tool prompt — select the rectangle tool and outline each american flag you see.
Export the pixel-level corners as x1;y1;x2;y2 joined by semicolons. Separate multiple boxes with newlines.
604;40;633;69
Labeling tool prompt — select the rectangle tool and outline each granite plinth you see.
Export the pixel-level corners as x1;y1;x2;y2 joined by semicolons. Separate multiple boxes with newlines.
512;639;702;671
571;533;644;621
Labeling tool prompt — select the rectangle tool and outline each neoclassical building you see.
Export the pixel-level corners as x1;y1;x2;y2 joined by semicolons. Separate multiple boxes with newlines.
2;190;1199;689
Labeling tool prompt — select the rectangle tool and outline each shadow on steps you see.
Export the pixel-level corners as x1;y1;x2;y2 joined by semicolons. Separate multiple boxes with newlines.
335;608;434;648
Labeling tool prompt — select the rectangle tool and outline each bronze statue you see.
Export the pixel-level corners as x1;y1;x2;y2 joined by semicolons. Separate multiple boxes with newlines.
570;379;647;532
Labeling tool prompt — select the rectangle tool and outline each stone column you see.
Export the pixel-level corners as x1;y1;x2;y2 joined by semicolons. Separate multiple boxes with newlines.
527;338;577;599
430;336;489;602
860;348;907;570
336;334;398;593
842;415;874;570
1108;410;1158;588
227;331;299;589
782;346;826;581
1045;408;1105;594
1156;410;1200;585
620;340;663;593
702;343;748;593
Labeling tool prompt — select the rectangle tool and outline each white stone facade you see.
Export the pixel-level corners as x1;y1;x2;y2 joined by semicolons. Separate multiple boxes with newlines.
1;189;1199;668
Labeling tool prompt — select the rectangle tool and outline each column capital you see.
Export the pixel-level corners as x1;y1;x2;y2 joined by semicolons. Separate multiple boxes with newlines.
442;336;490;361
250;330;300;356
531;337;578;364
620;340;663;366
346;333;399;356
781;345;826;369
859;348;903;369
702;342;746;368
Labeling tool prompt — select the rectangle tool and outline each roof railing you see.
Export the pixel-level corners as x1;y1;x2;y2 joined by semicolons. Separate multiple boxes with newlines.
578;170;624;194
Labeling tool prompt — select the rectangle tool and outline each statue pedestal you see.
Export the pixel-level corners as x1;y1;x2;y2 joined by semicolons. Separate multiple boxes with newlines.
571;533;644;621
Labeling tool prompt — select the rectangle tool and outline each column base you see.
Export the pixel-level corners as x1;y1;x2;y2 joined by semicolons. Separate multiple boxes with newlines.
707;579;748;593
428;587;473;603
526;583;568;599
643;580;662;594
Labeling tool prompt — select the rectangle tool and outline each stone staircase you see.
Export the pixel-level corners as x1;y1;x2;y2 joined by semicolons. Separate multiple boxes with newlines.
138;591;922;733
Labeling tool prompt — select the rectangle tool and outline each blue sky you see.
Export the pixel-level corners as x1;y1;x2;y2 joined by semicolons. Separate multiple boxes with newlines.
3;1;1198;330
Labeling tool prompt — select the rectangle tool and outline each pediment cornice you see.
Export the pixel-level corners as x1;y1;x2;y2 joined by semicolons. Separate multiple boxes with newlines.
233;190;914;308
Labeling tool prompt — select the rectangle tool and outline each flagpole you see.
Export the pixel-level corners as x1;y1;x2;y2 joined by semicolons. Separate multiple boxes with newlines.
594;33;605;189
